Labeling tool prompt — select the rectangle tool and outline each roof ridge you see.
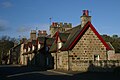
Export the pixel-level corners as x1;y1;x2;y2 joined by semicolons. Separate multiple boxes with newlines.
65;24;81;33
106;42;115;50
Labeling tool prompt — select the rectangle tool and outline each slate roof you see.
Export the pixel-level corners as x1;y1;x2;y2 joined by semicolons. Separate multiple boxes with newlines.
65;24;81;33
62;21;111;50
61;25;82;50
106;42;115;50
12;43;23;49
28;42;32;48
46;38;55;46
37;37;45;44
49;25;81;52
49;42;57;53
22;21;112;54
37;37;55;46
32;40;37;46
37;37;55;52
59;33;70;43
22;51;33;55
49;21;112;52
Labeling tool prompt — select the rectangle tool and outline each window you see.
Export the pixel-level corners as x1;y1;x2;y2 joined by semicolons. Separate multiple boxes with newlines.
38;44;41;49
32;46;35;50
101;48;104;50
94;54;100;61
28;47;30;51
72;57;75;60
77;57;80;59
59;56;62;65
46;57;49;65
58;42;62;49
24;49;26;52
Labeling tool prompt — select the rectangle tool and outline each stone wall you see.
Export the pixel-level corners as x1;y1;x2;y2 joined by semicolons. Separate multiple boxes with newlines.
20;44;24;65
107;50;116;60
57;51;69;70
69;27;107;71
51;27;118;71
114;53;120;60
52;51;69;70
50;22;72;37
89;60;120;72
72;27;107;59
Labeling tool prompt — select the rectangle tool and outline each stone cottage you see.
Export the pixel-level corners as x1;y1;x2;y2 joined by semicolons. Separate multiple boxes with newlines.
20;30;54;69
49;10;116;71
19;10;120;71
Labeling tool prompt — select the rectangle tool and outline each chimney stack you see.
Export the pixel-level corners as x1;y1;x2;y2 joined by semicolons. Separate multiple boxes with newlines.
81;10;91;27
30;30;36;40
38;30;47;37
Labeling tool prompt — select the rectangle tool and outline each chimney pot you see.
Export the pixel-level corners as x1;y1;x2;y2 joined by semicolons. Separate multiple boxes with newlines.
52;22;55;26
55;22;58;27
83;10;89;16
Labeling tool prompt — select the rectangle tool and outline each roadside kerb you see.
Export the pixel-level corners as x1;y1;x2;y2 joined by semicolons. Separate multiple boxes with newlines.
47;70;73;76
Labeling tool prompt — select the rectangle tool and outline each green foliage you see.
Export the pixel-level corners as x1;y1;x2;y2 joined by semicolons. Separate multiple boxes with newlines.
101;35;120;53
0;35;18;64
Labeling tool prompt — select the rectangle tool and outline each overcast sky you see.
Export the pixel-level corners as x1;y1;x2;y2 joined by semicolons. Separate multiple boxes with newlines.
0;0;120;38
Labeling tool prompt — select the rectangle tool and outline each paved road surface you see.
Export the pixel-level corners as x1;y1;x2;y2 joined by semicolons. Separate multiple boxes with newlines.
0;65;71;80
0;65;120;80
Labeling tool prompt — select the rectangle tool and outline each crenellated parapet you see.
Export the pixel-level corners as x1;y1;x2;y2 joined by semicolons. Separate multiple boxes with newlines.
50;22;72;37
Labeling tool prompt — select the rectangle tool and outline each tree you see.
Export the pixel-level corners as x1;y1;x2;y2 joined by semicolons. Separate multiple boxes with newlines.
0;35;18;64
112;35;118;39
101;35;120;53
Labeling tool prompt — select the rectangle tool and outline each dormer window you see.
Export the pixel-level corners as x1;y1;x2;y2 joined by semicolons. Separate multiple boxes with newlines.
58;42;62;49
32;46;35;50
94;54;100;61
38;43;41;49
24;49;26;53
28;47;30;51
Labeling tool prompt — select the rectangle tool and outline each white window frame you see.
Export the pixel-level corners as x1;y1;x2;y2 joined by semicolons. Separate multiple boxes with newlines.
38;43;41;49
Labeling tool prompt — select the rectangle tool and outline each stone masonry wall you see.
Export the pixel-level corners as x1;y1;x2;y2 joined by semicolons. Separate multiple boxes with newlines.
70;27;107;71
52;51;69;70
57;51;68;70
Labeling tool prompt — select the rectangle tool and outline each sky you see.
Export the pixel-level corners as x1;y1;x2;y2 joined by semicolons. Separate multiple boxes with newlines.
0;0;120;39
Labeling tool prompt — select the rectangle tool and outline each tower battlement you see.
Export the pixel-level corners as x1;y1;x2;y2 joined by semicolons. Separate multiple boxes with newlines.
50;22;72;37
51;22;72;28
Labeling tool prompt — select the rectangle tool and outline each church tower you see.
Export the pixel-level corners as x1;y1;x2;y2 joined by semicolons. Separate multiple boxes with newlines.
81;10;91;27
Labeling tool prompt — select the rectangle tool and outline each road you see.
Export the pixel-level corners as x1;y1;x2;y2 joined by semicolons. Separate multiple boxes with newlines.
0;65;71;80
0;65;120;80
